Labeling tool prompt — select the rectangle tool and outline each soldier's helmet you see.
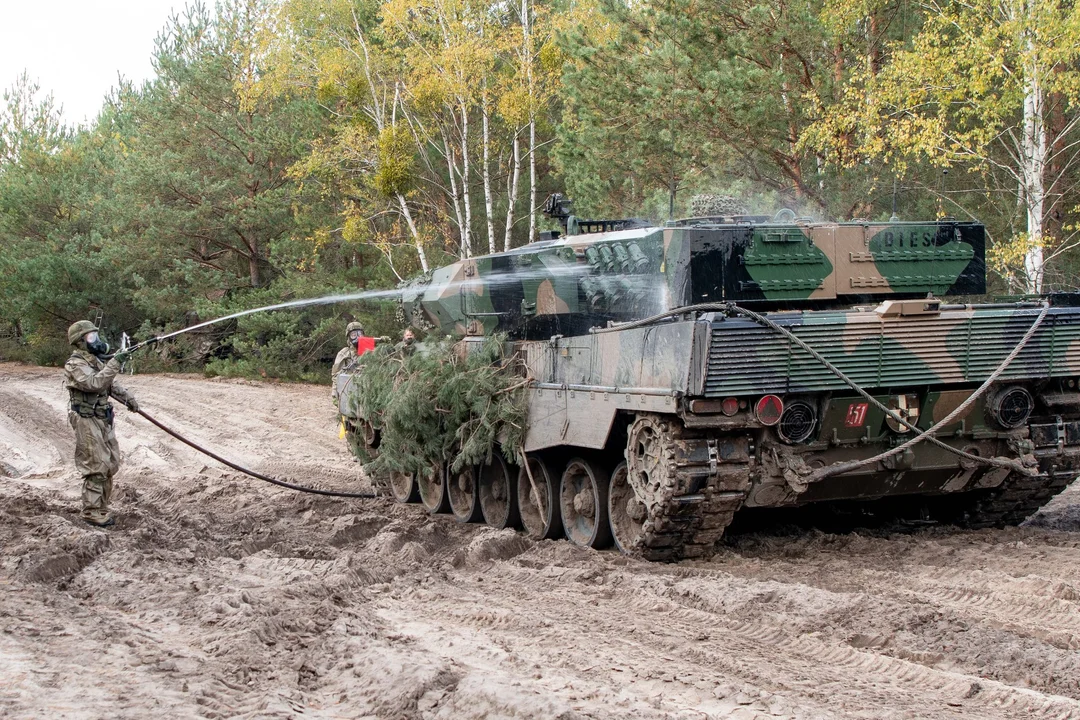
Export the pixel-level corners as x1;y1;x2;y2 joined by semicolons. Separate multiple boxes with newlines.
345;321;364;338
67;320;99;346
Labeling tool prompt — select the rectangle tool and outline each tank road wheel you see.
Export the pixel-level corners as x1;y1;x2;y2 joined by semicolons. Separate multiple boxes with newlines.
417;463;450;514
449;465;483;523
608;461;646;554
358;419;379;449
479;452;520;529
560;458;613;549
389;471;420;504
516;454;563;540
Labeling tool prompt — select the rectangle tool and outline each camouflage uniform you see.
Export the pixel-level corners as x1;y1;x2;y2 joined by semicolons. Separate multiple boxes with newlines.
331;322;365;404
64;321;137;527
395;328;417;356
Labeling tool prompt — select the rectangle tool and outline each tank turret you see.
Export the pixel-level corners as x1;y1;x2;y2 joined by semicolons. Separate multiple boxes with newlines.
401;198;985;339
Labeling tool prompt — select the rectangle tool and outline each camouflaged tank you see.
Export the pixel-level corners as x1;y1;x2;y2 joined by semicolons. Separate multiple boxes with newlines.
336;196;1080;561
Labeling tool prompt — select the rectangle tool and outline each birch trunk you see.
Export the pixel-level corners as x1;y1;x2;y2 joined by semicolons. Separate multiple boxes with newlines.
482;96;495;254
1022;40;1047;293
504;130;521;251
443;133;467;257
522;0;537;243
460;102;473;258
396;193;428;272
529;119;536;243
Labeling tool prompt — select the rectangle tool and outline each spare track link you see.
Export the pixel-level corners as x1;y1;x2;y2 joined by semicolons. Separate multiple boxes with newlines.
960;457;1076;529
638;422;751;562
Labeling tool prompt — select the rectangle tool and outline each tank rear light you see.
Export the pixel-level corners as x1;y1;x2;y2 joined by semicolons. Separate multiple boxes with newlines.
686;397;747;416
755;395;784;426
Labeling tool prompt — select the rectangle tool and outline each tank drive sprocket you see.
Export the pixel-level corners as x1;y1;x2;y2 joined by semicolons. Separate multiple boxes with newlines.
622;414;751;561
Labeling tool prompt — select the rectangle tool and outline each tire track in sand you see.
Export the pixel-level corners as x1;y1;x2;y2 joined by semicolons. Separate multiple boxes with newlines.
373;550;1080;720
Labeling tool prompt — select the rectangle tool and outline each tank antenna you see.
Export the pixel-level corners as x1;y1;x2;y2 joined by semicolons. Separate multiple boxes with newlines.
890;175;899;222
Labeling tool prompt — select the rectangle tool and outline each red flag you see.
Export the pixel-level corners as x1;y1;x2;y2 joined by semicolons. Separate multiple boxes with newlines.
356;336;376;356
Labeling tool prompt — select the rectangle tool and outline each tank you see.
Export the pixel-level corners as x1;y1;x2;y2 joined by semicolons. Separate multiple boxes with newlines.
336;195;1080;561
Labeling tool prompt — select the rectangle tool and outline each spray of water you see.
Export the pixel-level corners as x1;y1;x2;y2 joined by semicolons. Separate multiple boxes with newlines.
128;262;632;352
151;288;406;343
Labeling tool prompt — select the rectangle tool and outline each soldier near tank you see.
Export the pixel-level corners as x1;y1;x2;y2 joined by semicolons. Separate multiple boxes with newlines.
331;322;365;403
396;327;417;355
64;321;137;527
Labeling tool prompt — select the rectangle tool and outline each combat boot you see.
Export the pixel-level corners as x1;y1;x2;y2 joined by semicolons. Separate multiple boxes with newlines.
81;511;115;528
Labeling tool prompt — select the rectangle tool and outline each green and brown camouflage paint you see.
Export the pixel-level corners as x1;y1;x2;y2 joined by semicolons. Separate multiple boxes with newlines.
343;213;1077;535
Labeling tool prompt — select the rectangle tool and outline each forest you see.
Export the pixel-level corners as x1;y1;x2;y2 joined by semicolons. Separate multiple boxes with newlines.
3;0;1080;379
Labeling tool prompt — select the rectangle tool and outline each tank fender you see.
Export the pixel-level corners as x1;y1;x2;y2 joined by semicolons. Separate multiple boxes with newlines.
523;385;680;452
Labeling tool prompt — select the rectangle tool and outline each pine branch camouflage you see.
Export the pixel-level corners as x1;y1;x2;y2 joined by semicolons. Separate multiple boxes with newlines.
349;336;528;476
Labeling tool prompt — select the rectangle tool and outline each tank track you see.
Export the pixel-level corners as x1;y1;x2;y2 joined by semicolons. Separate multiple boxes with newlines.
957;459;1076;529
637;420;752;562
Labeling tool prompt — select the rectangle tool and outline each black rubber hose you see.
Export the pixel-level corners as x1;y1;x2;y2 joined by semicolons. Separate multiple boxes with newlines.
134;408;377;499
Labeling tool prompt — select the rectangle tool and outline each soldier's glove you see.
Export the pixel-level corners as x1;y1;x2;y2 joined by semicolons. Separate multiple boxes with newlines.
126;397;139;413
113;349;132;365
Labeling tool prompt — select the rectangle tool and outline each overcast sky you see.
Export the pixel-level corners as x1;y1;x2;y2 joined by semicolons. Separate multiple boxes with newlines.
0;0;185;127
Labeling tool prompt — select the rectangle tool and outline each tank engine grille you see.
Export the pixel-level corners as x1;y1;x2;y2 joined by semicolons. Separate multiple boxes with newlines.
702;308;1080;397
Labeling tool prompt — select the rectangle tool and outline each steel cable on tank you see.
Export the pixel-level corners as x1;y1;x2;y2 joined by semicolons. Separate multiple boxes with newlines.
800;303;1049;481
725;304;1042;478
133;408;377;499
591;300;1046;477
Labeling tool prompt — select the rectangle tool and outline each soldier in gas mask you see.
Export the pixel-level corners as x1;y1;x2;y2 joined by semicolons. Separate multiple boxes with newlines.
64;321;138;527
331;322;365;404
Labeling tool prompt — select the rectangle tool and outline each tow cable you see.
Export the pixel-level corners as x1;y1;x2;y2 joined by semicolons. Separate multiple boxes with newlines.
593;300;1047;480
133;407;377;499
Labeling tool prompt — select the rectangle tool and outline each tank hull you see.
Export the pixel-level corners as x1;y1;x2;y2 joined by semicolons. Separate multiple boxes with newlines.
340;299;1080;560
502;299;1080;559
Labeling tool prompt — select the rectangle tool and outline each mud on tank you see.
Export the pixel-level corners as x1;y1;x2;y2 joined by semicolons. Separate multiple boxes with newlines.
336;196;1080;561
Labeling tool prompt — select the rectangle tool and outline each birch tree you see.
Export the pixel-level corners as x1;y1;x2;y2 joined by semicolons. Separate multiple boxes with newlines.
806;0;1080;293
266;0;431;271
384;0;486;257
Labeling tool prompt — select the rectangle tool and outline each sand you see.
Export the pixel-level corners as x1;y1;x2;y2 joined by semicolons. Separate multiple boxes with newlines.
1;362;1078;720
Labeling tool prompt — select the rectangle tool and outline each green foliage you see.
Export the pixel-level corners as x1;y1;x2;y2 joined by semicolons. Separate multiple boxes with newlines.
556;0;867;219
374;124;416;197
806;0;1080;291
0;0;404;376
350;335;528;475
9;0;1080;375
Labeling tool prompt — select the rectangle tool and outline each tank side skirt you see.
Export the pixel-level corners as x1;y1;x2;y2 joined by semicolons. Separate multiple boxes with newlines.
523;385;675;452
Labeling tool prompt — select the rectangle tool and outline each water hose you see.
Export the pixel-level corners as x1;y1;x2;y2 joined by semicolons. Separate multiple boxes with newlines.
133;407;377;499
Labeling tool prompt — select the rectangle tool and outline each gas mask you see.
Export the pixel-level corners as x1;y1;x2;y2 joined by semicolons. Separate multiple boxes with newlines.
84;331;110;358
347;330;363;346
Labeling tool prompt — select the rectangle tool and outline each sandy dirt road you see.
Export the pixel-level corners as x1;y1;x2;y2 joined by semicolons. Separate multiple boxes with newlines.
1;361;1079;720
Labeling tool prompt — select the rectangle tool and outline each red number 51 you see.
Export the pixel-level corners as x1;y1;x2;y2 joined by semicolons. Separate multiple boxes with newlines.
845;402;868;428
